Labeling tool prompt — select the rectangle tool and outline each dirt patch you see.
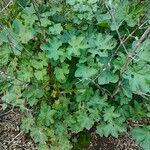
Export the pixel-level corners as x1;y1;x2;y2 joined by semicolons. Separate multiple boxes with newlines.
0;108;36;150
87;132;142;150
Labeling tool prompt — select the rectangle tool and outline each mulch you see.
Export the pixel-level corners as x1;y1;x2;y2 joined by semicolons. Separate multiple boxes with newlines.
87;131;142;150
0;109;36;150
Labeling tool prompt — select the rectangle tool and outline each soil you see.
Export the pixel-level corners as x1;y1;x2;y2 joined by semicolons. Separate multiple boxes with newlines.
0;107;144;150
0;108;36;150
87;132;142;150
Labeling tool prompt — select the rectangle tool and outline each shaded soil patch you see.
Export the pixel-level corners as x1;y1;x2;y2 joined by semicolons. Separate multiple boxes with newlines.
87;132;142;150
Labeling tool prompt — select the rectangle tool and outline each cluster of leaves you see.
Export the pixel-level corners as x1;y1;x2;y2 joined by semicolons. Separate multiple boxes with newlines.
0;0;150;149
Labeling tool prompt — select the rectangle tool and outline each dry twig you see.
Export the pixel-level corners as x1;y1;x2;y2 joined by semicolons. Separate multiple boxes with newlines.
0;0;13;13
112;26;150;98
106;4;128;55
8;131;24;145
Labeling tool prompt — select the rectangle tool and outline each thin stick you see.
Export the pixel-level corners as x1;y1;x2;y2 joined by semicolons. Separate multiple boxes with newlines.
87;78;112;96
106;5;128;55
32;0;42;27
0;25;32;57
0;0;13;13
131;26;150;53
112;26;150;98
0;70;29;85
0;142;7;150
120;26;150;77
107;20;148;68
32;0;45;38
8;131;24;145
0;109;12;117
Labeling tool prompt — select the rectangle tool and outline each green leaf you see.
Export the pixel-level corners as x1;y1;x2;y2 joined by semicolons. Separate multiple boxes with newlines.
54;63;69;82
30;127;48;144
67;36;88;56
75;64;98;79
0;28;23;55
117;92;132;105
16;0;29;7
106;0;141;30
68;109;93;132
13;19;34;43
40;38;62;60
103;106;120;122
21;114;34;133
137;39;150;62
0;29;8;45
2;103;7;110
38;102;56;126
34;69;47;81
113;52;126;70
31;53;48;69
124;64;150;93
38;144;50;150
122;81;132;98
98;70;118;85
87;90;108;111
98;22;110;28
23;4;35;15
41;18;52;27
75;86;93;102
17;65;33;82
2;90;25;108
116;105;131;120
131;126;150;150
22;85;44;106
31;60;44;69
76;110;94;130
88;33;117;57
96;122;126;138
66;0;76;5
0;44;11;67
129;101;147;120
147;106;150;118
109;0;129;30
48;23;63;35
